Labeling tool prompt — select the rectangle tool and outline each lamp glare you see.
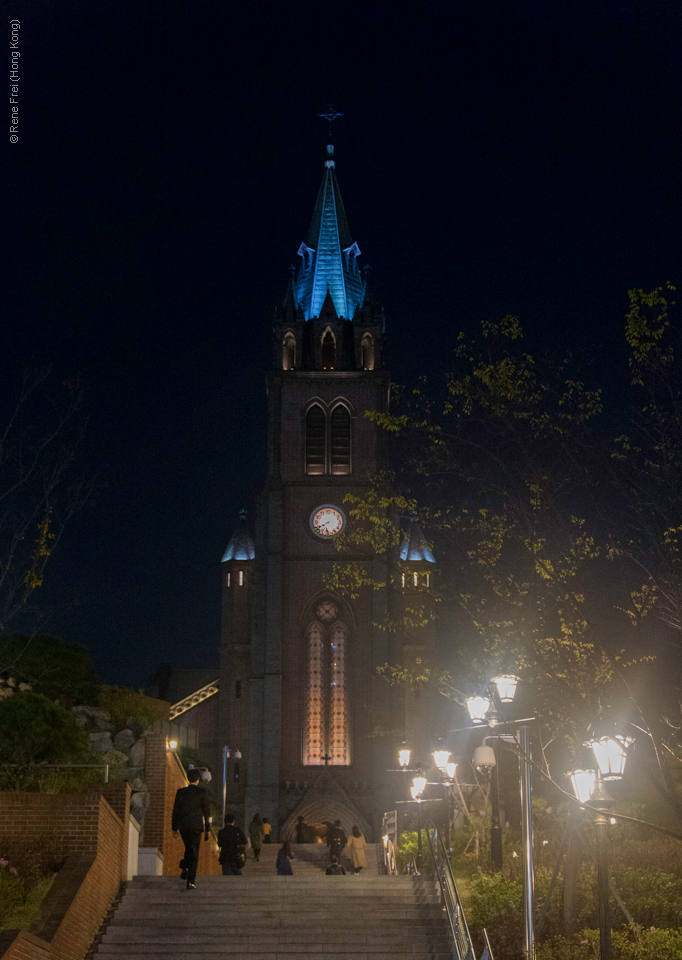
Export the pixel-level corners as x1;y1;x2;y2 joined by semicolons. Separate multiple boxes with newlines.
466;695;491;723
492;675;519;703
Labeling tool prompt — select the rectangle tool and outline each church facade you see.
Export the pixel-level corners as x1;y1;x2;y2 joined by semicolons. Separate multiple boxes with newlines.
174;143;436;840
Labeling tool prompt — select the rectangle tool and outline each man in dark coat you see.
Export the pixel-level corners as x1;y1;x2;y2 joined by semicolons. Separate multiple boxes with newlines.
171;768;211;888
217;813;247;875
327;819;346;861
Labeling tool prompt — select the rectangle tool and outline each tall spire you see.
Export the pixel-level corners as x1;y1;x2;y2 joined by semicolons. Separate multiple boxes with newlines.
295;144;365;321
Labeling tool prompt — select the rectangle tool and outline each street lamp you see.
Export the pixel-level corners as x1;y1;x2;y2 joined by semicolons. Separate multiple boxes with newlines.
569;768;597;805
466;695;491;724
588;735;633;781
492;675;519;703
411;776;426;870
458;675;534;958
567;729;634;960
398;744;411;768
433;746;451;774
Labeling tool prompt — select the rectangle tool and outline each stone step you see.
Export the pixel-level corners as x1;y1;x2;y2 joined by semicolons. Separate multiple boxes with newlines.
98;954;453;960
108;918;449;931
101;933;451;947
97;932;448;957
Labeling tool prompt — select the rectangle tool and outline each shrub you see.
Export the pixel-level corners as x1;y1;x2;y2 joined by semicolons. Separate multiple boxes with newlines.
537;928;682;960
98;685;169;730
0;693;89;769
0;837;63;930
396;829;434;874
468;872;524;960
0;634;99;706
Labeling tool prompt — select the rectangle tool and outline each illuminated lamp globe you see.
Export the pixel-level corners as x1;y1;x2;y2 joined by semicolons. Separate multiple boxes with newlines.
168;739;178;751
472;743;496;770
492;675;519;703
411;776;427;799
588;735;633;781
445;761;457;781
433;749;450;773
398;745;411;768
466;695;491;724
569;768;597;804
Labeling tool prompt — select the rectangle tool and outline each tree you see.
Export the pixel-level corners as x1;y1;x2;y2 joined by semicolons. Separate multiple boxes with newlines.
332;294;682;837
0;367;89;633
0;633;99;706
0;692;89;767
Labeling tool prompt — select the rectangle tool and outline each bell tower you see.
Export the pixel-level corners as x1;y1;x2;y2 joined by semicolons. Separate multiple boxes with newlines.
235;139;395;838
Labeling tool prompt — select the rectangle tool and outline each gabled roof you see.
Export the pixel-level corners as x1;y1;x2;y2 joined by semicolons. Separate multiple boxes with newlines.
400;516;436;564
295;145;365;321
221;509;255;562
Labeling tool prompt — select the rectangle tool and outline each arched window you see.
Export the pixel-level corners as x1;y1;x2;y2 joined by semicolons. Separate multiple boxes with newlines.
304;623;325;765
361;333;375;371
321;330;336;369
283;334;296;370
330;405;351;476
303;613;350;766
305;405;326;475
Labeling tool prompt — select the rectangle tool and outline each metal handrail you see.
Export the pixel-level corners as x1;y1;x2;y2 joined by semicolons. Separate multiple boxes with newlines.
481;929;495;960
425;824;476;960
381;809;399;875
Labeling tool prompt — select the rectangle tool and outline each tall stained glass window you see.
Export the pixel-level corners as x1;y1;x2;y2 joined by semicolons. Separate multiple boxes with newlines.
304;615;350;766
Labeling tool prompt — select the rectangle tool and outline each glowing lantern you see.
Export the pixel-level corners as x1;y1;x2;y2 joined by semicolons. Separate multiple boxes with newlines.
411;776;426;799
492;675;519;703
466;695;491;724
588;735;633;781
569;768;597;804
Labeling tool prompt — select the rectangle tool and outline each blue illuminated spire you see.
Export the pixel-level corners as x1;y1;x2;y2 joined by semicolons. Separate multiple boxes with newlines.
295;145;365;321
400;516;436;564
221;509;255;562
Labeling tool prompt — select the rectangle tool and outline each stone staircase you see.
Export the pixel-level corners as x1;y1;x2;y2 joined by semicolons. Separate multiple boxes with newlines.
94;844;453;960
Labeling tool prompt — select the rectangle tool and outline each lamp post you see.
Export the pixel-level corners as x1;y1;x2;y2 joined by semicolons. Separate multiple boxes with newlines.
568;731;633;960
411;776;426;870
464;675;535;959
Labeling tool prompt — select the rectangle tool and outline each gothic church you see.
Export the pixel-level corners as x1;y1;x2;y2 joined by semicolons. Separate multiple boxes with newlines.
165;142;436;839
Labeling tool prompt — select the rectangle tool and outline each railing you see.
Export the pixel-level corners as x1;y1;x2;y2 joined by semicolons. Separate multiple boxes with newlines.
425;824;476;960
381;809;399;875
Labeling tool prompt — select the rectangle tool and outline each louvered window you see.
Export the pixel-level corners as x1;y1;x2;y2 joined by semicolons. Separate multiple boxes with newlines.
305;405;326;475
321;331;336;370
330;406;351;475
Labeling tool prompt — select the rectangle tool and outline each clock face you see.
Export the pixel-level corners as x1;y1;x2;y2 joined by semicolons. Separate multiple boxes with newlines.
310;505;345;539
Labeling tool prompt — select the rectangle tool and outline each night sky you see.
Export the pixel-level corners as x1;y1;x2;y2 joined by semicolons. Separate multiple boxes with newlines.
8;0;682;689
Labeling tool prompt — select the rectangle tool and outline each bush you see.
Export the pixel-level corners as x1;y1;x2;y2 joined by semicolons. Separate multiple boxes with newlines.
0;693;89;769
468;872;524;959
0;837;63;930
537;928;682;960
98;685;169;731
612;868;682;929
0;634;99;706
396;829;434;874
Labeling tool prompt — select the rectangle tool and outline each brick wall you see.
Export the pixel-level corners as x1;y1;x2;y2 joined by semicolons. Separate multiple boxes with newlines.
0;783;130;960
143;733;220;876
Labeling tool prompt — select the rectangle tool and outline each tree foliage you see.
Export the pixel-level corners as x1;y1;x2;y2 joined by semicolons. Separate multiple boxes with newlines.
0;633;99;706
0;368;90;632
332;286;682;832
0;692;89;767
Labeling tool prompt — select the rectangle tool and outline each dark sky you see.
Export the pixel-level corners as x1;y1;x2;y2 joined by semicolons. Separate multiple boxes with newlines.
8;0;682;688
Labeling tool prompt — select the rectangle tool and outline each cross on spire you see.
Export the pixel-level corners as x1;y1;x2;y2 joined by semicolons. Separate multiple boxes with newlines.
318;105;343;138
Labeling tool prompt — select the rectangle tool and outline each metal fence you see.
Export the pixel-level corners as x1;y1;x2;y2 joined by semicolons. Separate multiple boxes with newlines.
425;824;476;960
